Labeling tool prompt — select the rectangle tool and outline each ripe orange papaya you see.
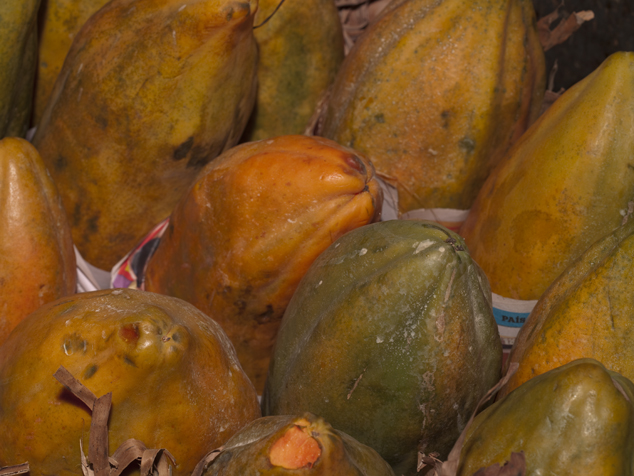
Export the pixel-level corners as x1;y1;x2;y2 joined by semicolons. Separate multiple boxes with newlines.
0;137;76;344
458;359;634;475
0;288;260;476
496;209;634;399
242;0;344;141
144;135;383;393
33;0;259;270
262;220;502;476
0;0;40;138
321;0;545;212
200;413;396;475
461;52;634;301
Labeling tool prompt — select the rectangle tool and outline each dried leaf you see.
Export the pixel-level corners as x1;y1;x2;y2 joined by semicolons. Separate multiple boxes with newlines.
89;393;113;476
190;447;225;476
472;452;526;476
417;452;442;472
0;464;29;476
537;7;595;52
54;366;97;408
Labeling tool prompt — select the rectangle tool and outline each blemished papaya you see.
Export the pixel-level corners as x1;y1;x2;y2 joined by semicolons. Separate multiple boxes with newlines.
496;210;634;399
33;0;259;270
0;137;76;344
0;288;260;476
461;52;634;301
321;0;545;212
144;135;383;393
200;413;396;475
0;0;40;138
34;0;110;125
458;359;634;475
242;0;344;141
262;219;502;476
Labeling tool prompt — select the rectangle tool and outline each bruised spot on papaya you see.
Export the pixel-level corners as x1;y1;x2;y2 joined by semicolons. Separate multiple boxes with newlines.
256;305;274;324
83;364;98;379
269;424;321;469
458;137;476;154
123;355;137;367
186;145;211;169
173;137;194;161
119;323;139;343
86;213;100;235
343;154;366;176
375;113;385;123
54;155;67;172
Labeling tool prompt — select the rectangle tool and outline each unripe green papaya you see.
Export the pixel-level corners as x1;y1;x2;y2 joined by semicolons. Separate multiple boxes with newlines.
242;0;344;141
262;220;502;476
458;359;634;475
201;413;396;475
321;0;545;212
33;0;259;270
0;0;40;138
461;51;634;301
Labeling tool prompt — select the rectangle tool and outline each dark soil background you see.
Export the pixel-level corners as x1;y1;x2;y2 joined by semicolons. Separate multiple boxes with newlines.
532;0;634;91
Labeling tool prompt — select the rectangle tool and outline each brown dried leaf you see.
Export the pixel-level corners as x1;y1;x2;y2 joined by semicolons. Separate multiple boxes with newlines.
472;452;526;476
537;7;595;52
54;366;97;409
89;393;113;476
0;464;29;476
418;452;442;472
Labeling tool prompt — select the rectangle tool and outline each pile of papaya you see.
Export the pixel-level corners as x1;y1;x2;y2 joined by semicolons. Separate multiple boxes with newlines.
1;0;634;474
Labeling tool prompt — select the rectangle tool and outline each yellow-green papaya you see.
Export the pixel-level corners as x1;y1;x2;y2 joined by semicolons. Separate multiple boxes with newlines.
33;0;259;270
321;0;545;212
0;0;40;138
461;52;634;301
242;0;344;141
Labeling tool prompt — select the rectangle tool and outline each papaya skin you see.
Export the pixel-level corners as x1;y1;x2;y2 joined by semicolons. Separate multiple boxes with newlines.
0;0;40;138
242;0;344;141
496;213;634;399
461;52;634;301
321;0;545;212
33;0;259;270
202;413;396;475
0;288;261;476
34;0;111;125
458;359;634;475
0;137;76;344
145;135;382;393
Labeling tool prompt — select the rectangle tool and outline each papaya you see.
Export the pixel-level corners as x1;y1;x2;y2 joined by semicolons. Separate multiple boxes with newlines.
0;288;260;476
0;0;40;138
262;219;502;476
321;0;546;212
200;413;396;475
495;208;634;399
34;0;110;125
0;137;76;344
144;135;382;393
32;0;259;270
242;0;344;141
461;51;634;301
458;359;634;475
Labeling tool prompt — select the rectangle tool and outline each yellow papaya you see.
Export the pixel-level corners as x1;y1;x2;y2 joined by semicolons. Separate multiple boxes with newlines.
242;0;344;141
461;52;634;301
33;0;259;270
321;0;545;212
34;0;110;125
0;0;40;138
0;137;76;344
144;135;382;393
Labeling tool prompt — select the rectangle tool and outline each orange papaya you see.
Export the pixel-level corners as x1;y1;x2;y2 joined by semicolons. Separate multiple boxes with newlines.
321;0;545;212
33;0;259;270
0;137;76;344
461;52;634;301
144;135;382;393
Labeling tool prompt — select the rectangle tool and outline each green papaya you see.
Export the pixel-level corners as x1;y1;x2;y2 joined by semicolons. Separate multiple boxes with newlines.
262;220;502;476
0;0;40;138
242;0;344;141
32;0;259;270
201;413;396;475
321;0;545;212
461;51;634;301
458;359;634;475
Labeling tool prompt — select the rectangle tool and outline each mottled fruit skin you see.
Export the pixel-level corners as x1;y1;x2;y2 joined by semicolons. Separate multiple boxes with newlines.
33;0;259;270
0;0;40;138
203;413;396;475
0;137;76;344
0;288;260;476
145;135;383;393
262;220;502;476
497;213;634;399
242;0;344;141
321;0;545;212
458;359;634;475
461;52;634;300
34;0;110;125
